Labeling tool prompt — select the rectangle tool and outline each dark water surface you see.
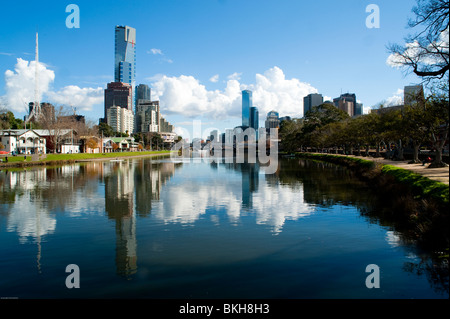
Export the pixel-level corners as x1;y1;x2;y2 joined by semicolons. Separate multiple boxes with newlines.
0;157;448;298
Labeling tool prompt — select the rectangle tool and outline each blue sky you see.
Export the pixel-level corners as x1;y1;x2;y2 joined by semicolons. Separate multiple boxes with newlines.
0;0;421;139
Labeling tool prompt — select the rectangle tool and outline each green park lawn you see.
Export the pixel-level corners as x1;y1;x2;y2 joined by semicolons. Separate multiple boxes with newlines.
2;150;171;164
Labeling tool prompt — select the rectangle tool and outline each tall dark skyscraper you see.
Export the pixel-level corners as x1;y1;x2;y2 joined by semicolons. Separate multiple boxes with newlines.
250;106;259;140
303;93;323;115
115;26;136;109
136;84;151;104
104;82;133;115
250;106;259;130
242;90;252;127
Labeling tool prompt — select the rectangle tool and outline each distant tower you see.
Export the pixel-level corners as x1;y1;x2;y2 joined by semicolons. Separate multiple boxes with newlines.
242;90;252;127
115;25;136;110
26;32;40;123
34;31;40;117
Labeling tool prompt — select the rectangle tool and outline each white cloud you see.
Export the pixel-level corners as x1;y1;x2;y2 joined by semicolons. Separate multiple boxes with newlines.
2;58;103;112
227;72;242;81
150;74;241;119
384;88;403;106
3;58;55;112
46;85;104;111
149;66;319;120
147;48;173;63
148;48;163;55
209;74;219;83
248;66;317;117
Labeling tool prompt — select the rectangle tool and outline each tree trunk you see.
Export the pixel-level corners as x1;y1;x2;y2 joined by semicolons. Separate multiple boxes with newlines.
409;141;420;164
375;142;381;157
429;130;449;168
396;140;404;161
429;138;449;168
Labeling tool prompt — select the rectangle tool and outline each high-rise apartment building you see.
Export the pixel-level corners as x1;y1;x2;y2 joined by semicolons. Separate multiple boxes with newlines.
107;105;134;134
115;25;136;109
242;90;252;127
135;100;160;133
303;93;323;115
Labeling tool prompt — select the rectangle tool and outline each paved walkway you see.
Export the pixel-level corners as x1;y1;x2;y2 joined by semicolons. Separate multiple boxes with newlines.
347;155;449;185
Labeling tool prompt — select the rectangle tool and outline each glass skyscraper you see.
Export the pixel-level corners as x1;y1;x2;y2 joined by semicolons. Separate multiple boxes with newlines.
250;106;259;130
250;106;259;140
136;84;151;104
115;26;136;109
242;90;252;127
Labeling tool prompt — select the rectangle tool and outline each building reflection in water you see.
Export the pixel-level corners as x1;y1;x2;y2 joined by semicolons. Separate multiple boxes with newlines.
103;159;177;278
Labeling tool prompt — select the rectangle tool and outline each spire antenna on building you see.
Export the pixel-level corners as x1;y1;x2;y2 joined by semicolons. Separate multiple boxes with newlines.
26;31;40;124
35;31;40;118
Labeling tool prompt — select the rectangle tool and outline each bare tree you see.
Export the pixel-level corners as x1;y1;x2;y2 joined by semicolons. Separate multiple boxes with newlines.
38;105;73;153
388;0;449;81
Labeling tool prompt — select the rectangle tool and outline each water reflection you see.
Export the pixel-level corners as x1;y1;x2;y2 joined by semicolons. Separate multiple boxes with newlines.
0;157;448;296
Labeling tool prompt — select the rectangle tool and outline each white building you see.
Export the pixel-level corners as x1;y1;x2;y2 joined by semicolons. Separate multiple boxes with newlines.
160;132;177;144
0;129;46;154
225;129;234;145
107;106;134;134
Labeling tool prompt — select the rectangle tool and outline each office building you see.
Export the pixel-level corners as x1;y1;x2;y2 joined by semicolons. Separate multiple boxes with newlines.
210;130;219;143
242;90;252;127
250;106;259;130
333;93;362;117
265;110;280;129
104;82;133;118
303;93;323;115
115;25;136;109
135;84;151;105
404;85;424;106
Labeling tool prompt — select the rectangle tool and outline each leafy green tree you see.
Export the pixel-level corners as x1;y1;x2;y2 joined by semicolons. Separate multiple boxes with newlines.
279;118;303;153
98;122;114;137
345;117;366;155
301;103;350;152
0;110;24;129
425;80;449;167
402;102;430;163
302;103;350;135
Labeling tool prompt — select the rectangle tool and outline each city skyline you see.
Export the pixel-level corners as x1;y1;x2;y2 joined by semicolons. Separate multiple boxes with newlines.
0;0;422;139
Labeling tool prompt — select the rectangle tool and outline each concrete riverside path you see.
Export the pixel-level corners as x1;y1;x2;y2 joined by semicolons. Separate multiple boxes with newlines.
344;154;449;185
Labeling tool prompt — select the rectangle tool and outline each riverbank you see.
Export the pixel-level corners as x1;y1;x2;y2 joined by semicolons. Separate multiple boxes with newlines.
0;150;172;169
292;152;449;252
292;152;448;203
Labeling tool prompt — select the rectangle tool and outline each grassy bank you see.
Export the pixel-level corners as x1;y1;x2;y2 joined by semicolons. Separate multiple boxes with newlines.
293;152;449;251
293;152;448;205
0;150;171;168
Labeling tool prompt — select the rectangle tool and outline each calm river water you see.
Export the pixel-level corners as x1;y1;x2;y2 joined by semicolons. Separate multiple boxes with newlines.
0;157;448;298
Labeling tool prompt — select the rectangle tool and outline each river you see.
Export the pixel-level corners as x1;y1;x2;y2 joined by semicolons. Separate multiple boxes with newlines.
0;156;448;298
